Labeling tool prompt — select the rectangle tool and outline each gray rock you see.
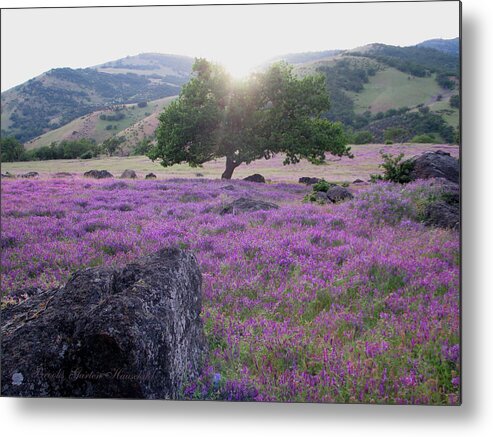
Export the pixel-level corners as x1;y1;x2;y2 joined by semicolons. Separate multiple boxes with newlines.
299;177;321;185
1;248;207;399
84;170;113;179
145;173;157;179
422;179;460;230
408;150;459;183
424;201;459;230
326;186;354;203
243;174;265;183
120;169;137;179
220;197;279;215
20;172;39;178
313;192;329;204
8;286;46;301
1;172;15;178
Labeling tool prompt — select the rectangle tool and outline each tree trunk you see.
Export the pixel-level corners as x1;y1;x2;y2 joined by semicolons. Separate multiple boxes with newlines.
221;156;240;179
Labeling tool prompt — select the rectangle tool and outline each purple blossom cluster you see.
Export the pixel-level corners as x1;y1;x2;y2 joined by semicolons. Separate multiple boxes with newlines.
1;177;460;404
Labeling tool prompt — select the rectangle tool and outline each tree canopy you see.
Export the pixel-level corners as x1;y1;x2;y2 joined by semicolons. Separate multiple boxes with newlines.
149;58;351;179
1;137;25;162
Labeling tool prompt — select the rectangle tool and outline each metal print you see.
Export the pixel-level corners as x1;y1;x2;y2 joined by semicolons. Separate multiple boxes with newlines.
0;1;461;404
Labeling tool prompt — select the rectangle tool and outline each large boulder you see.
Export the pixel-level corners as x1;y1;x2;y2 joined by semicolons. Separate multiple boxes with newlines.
145;173;157;179
424;201;459;230
1;248;207;399
422;179;460;230
408;150;459;183
120;169;137;179
220;197;279;215
243;174;265;183
326;186;354;203
84;170;113;179
299;177;321;185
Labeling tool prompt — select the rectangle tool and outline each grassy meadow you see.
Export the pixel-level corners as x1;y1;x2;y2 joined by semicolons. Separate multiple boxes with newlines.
2;143;459;184
349;68;443;114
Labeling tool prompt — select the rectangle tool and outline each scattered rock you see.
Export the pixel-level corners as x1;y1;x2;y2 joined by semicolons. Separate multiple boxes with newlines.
220;197;279;215
408;150;459;183
313;192;329;204
145;173;157;179
1;248;207;399
20;172;39;178
120;169;137;179
83;170;113;179
243;174;265;183
424;201;459;230
326;186;354;203
1;172;15;178
195;173;204;177
422;178;459;230
299;177;321;185
103;181;128;190
53;172;73;178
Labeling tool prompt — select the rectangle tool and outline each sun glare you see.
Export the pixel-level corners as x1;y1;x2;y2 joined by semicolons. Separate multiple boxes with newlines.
215;54;262;79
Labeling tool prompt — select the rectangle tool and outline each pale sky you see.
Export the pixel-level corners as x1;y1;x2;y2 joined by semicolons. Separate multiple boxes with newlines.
1;1;460;92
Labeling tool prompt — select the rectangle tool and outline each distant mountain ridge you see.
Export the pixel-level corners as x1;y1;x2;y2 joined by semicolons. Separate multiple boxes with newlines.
416;37;459;55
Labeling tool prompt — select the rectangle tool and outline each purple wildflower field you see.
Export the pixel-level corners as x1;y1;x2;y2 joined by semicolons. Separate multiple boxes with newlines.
0;175;460;404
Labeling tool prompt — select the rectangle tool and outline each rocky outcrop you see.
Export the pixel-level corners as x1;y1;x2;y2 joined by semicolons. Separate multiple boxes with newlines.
352;179;368;185
19;172;39;178
83;170;113;179
424;201;459;230
220;197;279;215
120;169;137;179
408;150;459;183
1;248;207;399
299;177;321;185
243;174;265;183
422;179;460;230
326;186;354;203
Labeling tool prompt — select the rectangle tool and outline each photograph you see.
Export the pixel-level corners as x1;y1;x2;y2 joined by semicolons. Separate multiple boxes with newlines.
1;1;461;406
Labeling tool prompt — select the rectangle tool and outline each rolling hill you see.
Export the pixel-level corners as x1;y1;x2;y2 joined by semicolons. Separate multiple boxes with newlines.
1;38;460;154
291;42;459;142
1;53;193;143
25;96;176;152
416;37;460;55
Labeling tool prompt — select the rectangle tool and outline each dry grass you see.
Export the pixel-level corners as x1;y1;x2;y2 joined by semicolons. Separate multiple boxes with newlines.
1;143;459;184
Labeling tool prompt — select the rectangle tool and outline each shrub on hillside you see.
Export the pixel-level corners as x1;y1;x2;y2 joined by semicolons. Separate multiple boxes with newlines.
371;152;414;184
450;95;460;109
312;179;335;193
411;134;436;143
352;131;373;144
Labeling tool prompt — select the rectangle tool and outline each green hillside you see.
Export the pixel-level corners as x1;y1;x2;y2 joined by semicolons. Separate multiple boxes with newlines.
1;54;192;143
349;68;442;114
25;97;175;150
